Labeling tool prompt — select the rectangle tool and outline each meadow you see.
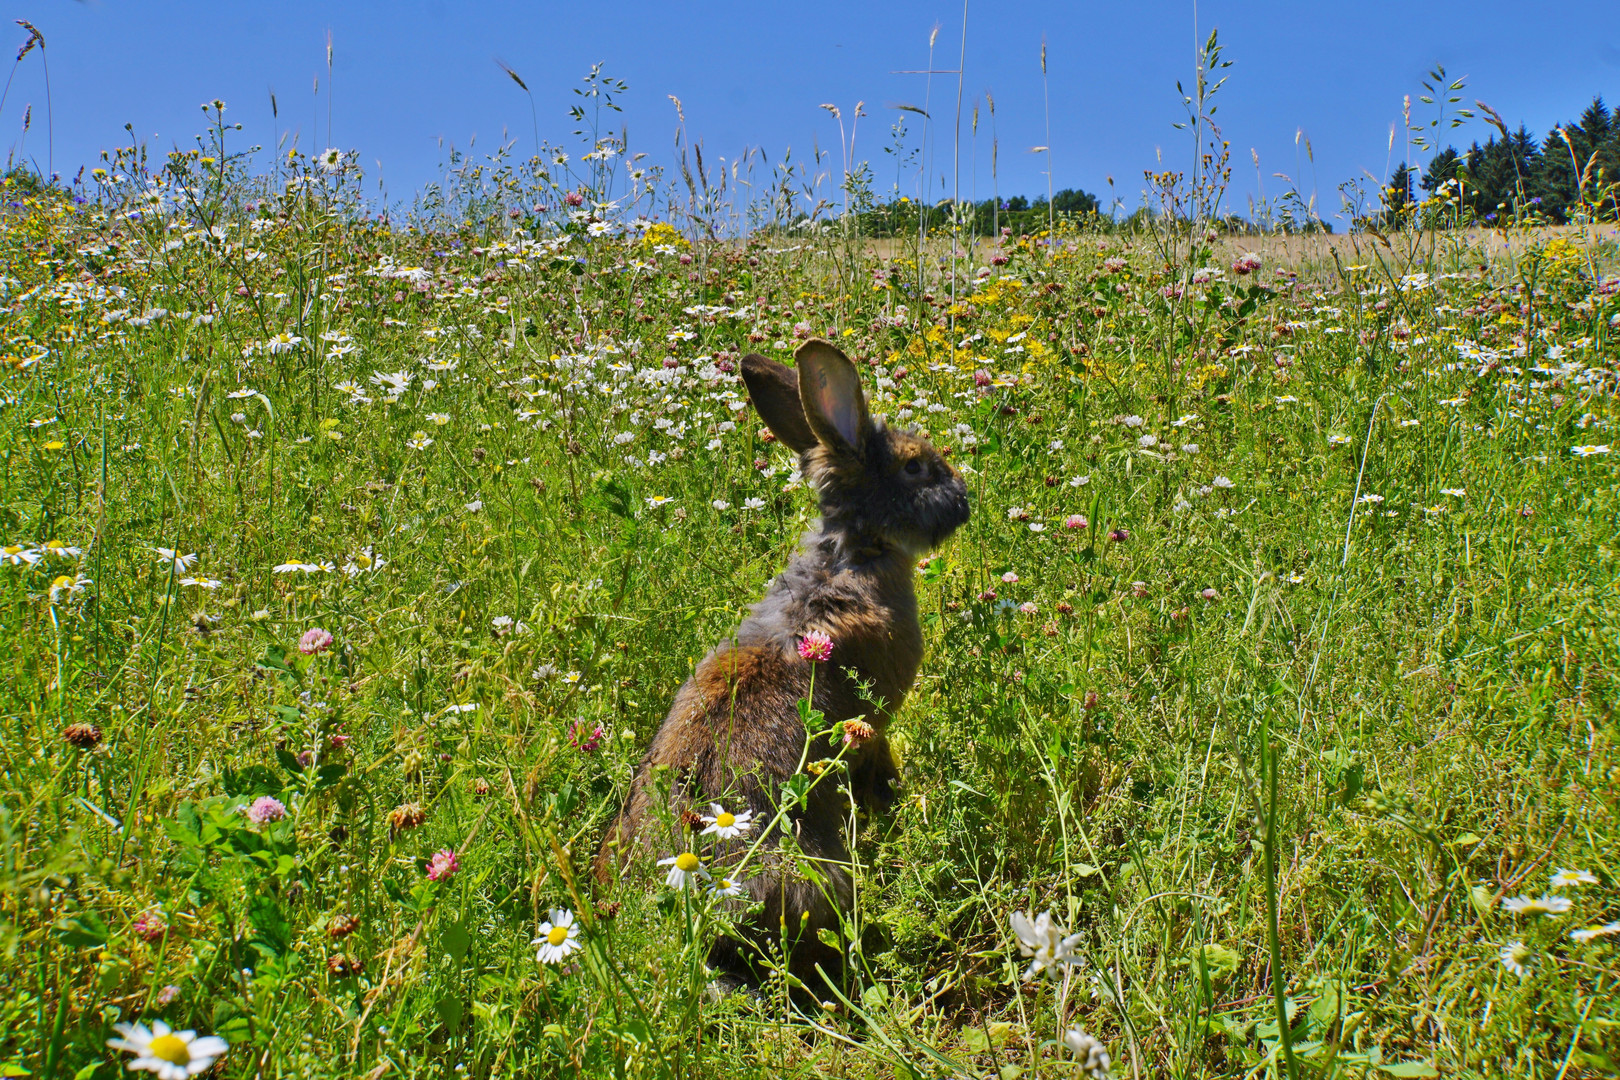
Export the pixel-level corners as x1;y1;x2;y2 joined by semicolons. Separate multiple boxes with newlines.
0;92;1617;1080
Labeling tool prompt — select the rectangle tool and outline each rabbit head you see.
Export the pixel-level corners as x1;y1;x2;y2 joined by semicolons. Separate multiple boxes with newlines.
742;340;970;556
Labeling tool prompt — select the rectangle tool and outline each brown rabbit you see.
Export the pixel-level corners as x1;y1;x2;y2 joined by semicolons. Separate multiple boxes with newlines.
594;338;970;988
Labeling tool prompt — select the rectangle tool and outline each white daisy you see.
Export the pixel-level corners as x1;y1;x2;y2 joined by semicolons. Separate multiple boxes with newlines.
1549;867;1599;889
1;543;40;566
699;804;754;839
532;908;582;964
657;851;710;889
1501;894;1573;918
153;548;198;573
1500;940;1530;978
1570;921;1620;944
107;1020;229;1080
711;875;748;899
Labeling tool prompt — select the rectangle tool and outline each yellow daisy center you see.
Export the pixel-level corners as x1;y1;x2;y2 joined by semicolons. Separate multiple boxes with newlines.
674;852;700;872
715;813;735;829
546;925;569;947
149;1035;191;1065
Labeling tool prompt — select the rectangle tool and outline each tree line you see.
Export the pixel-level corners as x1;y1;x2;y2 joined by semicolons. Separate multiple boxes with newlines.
1386;95;1619;223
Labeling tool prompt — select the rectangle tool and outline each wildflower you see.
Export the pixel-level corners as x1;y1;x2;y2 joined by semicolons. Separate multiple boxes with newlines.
569;721;604;752
1441;488;1466;498
1549;868;1599;889
699;803;755;839
107;1021;229;1080
842;718;876;748
1064;514;1088;529
426;412;450;426
1500;940;1531;978
246;796;287;824
1063;1028;1113;1078
153;548;198;573
1069;475;1090;487
711;875;747;899
1211;475;1235;489
658;851;710;889
1356;494;1384;505
176;577;219;590
1;543;39;566
326;954;364;977
1006;506;1030;521
318;148;343;172
1232;252;1262;275
327;913;360;939
645;495;675;508
406;432;433;450
1200;587;1218;600
533;908;582;964
370;370;413;393
1028;522;1046;533
426;848;460;882
264;332;303;355
40;540;82;558
1108;527;1130;543
1002;571;1020;584
798;630;834;662
1571;444;1610;457
1501;894;1573;918
1328;434;1352;446
63;722;103;749
388;803;427;836
532;664;559;680
1009;909;1083;980
132;910;168;943
155;986;180;1007
1571;921;1620;944
711;499;731;510
299;627;334;655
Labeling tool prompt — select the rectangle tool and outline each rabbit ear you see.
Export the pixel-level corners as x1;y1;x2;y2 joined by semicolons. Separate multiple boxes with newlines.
794;339;872;456
741;353;819;452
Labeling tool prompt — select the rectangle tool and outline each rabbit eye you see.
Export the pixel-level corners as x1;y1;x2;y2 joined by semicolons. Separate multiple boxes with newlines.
904;459;924;476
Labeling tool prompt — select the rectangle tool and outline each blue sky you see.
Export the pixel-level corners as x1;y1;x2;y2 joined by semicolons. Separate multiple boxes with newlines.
3;0;1617;225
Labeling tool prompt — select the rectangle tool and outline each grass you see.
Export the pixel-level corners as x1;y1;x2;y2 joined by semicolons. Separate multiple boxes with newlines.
0;116;1617;1080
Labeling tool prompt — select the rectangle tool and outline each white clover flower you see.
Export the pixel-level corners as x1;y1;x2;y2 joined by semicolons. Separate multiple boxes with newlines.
1063;1028;1113;1078
1009;910;1083;981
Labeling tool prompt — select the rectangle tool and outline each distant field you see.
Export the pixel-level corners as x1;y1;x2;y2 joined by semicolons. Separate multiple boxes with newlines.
0;160;1616;1080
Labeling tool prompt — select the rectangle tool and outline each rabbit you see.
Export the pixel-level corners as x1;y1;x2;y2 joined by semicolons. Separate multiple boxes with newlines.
593;338;971;989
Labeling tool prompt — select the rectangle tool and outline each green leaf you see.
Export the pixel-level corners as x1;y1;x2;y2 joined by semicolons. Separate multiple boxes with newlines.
815;927;840;951
434;995;464;1032
2;1063;33;1077
275;748;304;775
1378;1064;1439;1078
1197;943;1241;980
53;912;110;949
441;919;472;962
